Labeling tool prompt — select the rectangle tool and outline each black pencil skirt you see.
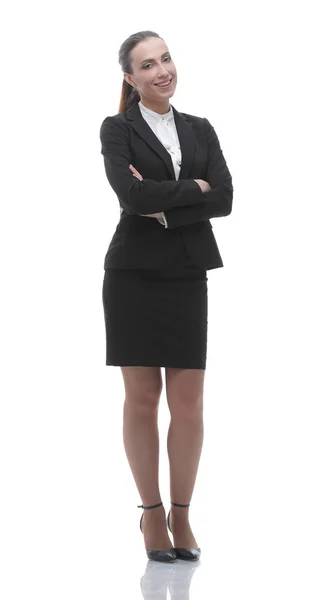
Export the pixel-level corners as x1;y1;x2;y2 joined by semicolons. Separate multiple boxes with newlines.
101;264;208;370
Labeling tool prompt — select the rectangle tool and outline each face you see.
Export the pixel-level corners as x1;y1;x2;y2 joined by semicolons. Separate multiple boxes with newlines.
124;37;177;111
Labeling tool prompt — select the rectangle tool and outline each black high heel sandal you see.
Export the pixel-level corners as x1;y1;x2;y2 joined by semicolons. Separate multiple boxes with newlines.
138;501;177;562
167;501;201;561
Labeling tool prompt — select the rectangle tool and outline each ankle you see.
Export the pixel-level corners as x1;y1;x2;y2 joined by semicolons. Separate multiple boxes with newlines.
139;499;163;509
143;504;165;518
171;506;189;520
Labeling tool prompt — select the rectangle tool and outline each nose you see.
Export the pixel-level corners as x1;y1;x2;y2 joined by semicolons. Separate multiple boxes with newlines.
157;64;169;77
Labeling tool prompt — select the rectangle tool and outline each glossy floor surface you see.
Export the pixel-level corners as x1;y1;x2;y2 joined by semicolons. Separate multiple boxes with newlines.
2;363;315;599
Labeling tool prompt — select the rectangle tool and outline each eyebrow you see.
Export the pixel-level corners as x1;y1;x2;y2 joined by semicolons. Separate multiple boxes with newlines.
140;52;170;65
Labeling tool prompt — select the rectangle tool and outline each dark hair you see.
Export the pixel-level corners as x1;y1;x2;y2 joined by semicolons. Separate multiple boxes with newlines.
118;30;163;113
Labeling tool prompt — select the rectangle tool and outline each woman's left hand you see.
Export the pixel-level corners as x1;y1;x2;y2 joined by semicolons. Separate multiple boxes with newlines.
129;164;161;219
129;164;143;181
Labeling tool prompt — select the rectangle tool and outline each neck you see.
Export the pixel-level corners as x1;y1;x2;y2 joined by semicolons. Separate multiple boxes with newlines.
139;97;170;115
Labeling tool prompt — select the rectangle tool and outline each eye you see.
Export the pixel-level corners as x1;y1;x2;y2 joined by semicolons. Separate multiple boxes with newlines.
143;56;171;69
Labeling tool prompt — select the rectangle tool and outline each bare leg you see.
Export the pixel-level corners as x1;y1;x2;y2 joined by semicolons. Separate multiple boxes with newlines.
121;366;173;551
165;367;205;548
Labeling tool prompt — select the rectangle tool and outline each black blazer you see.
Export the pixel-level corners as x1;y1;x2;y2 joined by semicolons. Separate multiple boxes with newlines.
99;102;233;271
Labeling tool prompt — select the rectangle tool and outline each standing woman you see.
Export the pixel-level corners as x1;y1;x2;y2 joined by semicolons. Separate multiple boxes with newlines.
100;31;233;563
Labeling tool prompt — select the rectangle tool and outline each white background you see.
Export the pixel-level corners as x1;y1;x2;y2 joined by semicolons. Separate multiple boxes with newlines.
1;0;316;598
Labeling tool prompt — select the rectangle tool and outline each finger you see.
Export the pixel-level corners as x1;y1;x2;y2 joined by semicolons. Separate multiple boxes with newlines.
129;164;142;178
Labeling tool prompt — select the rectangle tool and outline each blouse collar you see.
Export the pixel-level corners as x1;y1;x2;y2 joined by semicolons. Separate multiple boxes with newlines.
138;100;174;123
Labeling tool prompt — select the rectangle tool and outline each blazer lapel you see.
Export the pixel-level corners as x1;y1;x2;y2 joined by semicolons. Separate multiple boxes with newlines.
125;102;196;181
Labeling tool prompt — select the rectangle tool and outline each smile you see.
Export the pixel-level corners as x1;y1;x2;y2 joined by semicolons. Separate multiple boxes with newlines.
154;78;172;87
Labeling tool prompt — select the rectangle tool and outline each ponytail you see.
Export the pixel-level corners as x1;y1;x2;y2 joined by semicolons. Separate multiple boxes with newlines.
118;78;140;113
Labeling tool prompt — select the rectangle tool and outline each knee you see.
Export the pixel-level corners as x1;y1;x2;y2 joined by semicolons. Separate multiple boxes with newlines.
168;394;203;420
125;383;163;413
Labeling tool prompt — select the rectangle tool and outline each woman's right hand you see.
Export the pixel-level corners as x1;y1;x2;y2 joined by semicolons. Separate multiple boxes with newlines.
194;179;211;193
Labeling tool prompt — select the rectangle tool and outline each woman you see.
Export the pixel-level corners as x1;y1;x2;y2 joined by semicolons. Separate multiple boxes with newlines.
100;30;233;562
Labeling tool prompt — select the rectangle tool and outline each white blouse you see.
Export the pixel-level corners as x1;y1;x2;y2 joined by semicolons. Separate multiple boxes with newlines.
120;100;182;228
138;100;182;228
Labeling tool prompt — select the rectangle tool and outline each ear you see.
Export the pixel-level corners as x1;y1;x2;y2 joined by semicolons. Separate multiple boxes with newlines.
124;73;134;87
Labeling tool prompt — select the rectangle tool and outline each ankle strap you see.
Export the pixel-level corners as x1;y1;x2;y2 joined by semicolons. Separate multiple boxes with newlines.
137;501;163;510
171;501;190;507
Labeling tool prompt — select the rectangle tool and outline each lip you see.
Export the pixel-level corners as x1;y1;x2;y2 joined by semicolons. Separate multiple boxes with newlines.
154;77;172;87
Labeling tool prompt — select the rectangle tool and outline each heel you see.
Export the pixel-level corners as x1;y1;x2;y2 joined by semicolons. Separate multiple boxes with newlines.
167;501;201;561
138;502;177;563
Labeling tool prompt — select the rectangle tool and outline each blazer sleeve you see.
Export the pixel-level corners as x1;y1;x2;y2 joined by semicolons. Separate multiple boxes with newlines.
100;116;206;215
162;118;233;229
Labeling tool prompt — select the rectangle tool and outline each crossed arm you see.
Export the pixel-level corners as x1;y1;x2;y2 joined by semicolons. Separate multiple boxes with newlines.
162;119;233;228
128;164;210;226
100;116;233;228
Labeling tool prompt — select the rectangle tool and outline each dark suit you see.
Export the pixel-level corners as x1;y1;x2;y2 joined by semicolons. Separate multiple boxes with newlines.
99;102;233;270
